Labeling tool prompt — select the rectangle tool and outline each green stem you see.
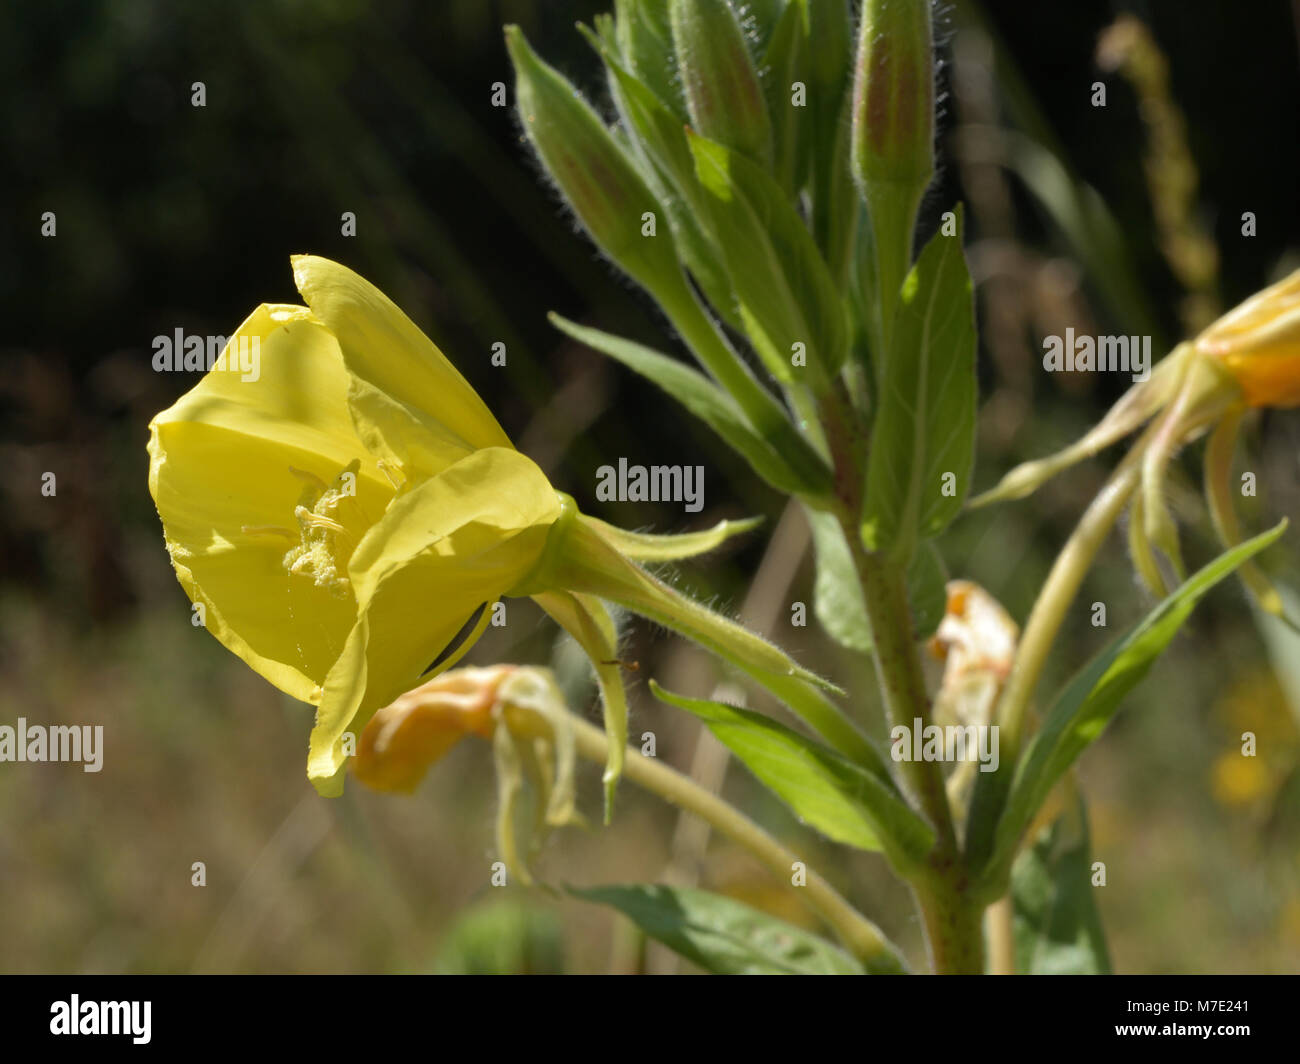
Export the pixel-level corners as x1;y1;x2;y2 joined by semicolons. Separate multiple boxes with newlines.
997;458;1142;761
820;391;955;846
866;181;923;357
655;272;832;493
912;871;985;975
819;392;978;973
514;707;907;972
543;513;880;767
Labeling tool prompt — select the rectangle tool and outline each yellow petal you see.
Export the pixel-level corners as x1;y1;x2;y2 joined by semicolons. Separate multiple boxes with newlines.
291;255;515;476
147;304;394;701
307;448;561;792
1197;268;1300;408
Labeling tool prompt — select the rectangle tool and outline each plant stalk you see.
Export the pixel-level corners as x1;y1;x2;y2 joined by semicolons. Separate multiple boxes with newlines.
820;390;979;972
997;459;1143;761
532;708;908;973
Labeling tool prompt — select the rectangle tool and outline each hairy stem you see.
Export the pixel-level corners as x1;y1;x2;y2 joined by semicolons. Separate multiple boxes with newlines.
529;708;907;973
820;389;977;972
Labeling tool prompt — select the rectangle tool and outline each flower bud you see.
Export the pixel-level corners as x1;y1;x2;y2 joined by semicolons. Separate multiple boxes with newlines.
1194;269;1300;408
850;0;935;191
505;25;680;294
669;0;774;166
808;0;854;106
849;0;935;344
353;666;507;793
614;0;683;115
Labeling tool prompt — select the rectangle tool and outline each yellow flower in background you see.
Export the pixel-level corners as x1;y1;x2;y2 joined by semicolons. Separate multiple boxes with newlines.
973;269;1300;614
1195;269;1300;409
148;256;805;802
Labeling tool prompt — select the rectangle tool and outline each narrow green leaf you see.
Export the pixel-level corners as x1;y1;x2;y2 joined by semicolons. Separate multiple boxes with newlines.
741;664;887;777
739;0;790;56
549;314;815;497
614;0;685;119
862;205;977;563
812;81;859;290
974;520;1288;890
571;883;866;974
762;0;810;198
688;131;849;385
804;509;947;650
907;540;948;641
651;682;934;869
806;506;872;653
1010;794;1111;975
585;35;743;331
583;514;763;562
806;0;856;282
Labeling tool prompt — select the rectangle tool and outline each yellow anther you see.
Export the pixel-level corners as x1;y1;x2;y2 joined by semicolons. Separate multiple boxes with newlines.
294;505;347;535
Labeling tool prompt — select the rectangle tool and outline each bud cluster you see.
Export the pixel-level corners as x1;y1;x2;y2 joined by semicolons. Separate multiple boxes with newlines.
506;1;941;505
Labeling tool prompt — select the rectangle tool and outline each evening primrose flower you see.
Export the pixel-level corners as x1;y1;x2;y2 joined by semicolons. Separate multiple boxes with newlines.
148;256;823;799
973;269;1300;612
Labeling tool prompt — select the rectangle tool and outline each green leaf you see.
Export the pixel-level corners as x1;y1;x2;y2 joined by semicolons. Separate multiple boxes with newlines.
762;0;810;198
806;0;856;284
804;510;947;651
688;131;849;386
584;514;763;562
651;682;934;870
739;0;790;56
744;665;887;776
614;0;685;120
862;205;977;564
907;540;948;641
812;79;859;290
584;28;743;332
571;883;867;974
972;520;1288;890
549;314;815;497
1010;794;1111;975
805;506;872;653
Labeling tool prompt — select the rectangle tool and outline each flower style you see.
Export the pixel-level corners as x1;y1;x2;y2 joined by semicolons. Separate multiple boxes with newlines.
148;256;827;800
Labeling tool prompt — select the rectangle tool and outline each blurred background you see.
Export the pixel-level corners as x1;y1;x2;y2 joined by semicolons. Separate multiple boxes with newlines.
1;0;1298;973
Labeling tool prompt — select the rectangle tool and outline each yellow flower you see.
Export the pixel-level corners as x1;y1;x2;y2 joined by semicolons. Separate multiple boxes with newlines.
1195;269;1300;408
973;270;1300;613
148;257;561;795
148;256;819;800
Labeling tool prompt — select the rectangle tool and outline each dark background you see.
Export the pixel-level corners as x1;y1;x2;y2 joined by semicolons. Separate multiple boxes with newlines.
1;0;1297;973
